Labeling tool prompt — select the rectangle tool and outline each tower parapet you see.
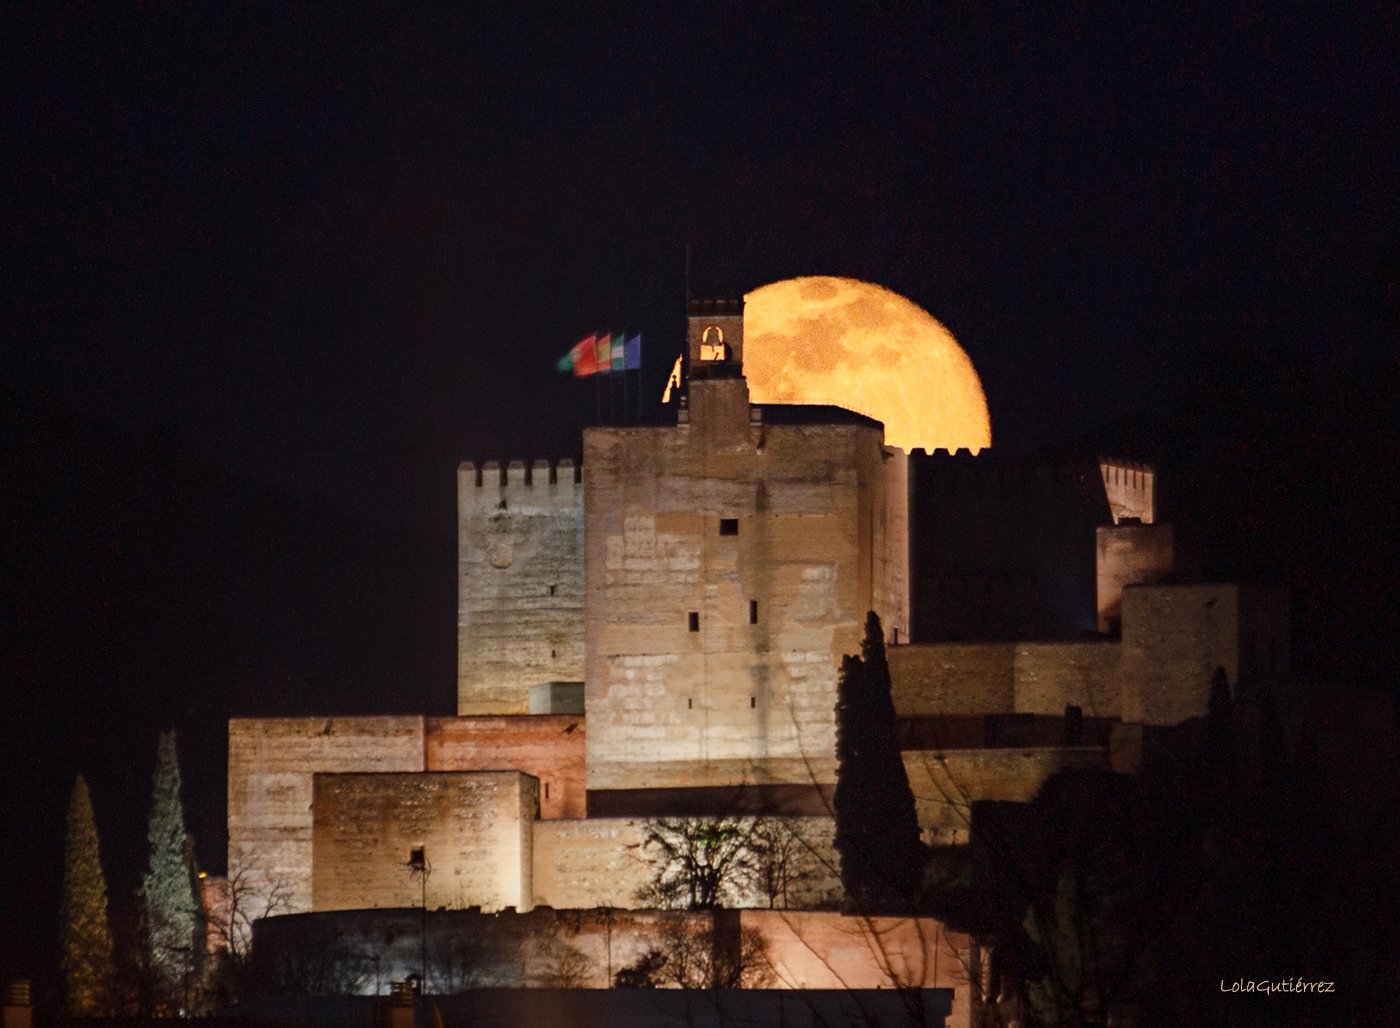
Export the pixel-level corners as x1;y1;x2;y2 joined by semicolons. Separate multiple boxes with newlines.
1099;457;1154;524
458;459;585;715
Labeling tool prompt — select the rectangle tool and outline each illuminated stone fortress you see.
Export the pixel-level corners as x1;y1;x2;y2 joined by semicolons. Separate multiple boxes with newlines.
227;290;1288;970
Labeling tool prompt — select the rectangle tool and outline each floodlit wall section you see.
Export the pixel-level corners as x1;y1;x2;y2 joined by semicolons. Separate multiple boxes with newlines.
889;642;1122;719
1096;522;1174;634
312;771;536;913
458;459;585;715
879;446;911;644
582;395;900;791
426;715;585;820
226;717;427;932
1011;642;1123;719
530;818;648;910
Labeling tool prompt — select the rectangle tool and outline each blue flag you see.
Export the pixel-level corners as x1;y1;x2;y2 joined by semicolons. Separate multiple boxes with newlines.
624;334;642;370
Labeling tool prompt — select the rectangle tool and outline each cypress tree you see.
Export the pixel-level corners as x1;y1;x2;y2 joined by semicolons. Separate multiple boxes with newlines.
144;730;203;1013
833;612;927;913
60;775;115;1015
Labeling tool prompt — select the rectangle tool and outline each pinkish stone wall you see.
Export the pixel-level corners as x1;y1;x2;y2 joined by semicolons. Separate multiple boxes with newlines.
426;715;585;820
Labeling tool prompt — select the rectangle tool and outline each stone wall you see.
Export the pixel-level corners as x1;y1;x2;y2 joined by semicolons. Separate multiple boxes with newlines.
1121;583;1289;724
889;641;1123;720
531;818;647;910
888;644;1017;715
582;405;896;791
248;906;969;997
227;717;427;929
1012;642;1123;719
426;716;585;820
902;747;1110;844
250;907;699;993
879;447;911;644
749;909;969;993
312;772;536;914
1096;522;1173;633
458;459;584;715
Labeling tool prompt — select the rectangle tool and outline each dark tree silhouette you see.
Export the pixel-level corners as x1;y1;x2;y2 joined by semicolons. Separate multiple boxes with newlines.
834;611;927;913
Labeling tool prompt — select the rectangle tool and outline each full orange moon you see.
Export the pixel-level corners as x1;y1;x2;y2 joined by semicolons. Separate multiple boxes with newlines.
743;277;991;453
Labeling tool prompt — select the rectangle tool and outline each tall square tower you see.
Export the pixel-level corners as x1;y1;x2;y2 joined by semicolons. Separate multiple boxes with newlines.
582;300;909;791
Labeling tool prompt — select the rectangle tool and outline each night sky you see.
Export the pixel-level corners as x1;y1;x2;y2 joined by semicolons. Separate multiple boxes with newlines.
4;1;1398;997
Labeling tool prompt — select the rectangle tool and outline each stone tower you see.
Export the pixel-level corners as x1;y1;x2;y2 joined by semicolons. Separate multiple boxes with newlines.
582;299;909;791
457;459;585;714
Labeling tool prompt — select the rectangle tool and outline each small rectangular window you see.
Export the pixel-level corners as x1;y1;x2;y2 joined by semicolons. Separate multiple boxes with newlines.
719;518;739;536
688;612;700;632
544;783;550;799
688;698;693;709
750;696;757;708
749;600;759;624
409;847;425;870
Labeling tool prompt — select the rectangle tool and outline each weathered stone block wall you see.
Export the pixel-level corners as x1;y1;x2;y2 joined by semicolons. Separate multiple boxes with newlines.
312;772;536;913
458;459;584;715
890;641;1122;721
902;747;1109;844
1096;522;1173;633
426;716;585;820
879;447;911;644
227;717;427;928
1012;642;1122;719
888;644;1017;715
583;416;894;791
530;818;647;910
1120;583;1287;724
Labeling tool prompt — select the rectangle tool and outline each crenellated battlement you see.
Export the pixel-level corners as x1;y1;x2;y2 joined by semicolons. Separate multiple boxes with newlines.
1098;456;1154;524
458;460;584;518
460;459;582;488
910;449;1103;490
